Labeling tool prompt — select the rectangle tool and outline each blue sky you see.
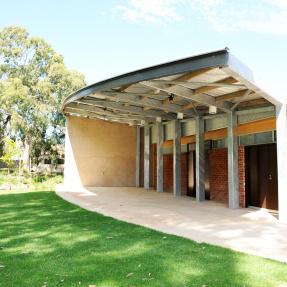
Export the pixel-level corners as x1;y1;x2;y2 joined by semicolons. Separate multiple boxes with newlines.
1;0;286;95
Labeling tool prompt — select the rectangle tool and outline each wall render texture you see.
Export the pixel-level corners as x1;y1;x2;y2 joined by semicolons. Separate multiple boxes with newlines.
64;116;137;188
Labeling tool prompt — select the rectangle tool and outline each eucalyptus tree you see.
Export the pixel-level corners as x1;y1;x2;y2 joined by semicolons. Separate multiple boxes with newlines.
0;26;86;172
0;138;21;188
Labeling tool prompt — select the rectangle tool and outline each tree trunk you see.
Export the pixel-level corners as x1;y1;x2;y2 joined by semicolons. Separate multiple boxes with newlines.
23;135;31;174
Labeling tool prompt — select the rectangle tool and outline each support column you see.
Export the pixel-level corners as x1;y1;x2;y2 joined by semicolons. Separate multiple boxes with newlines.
174;119;181;196
276;104;287;223
144;122;150;190
136;126;140;187
196;114;205;202
157;121;163;192
227;110;239;209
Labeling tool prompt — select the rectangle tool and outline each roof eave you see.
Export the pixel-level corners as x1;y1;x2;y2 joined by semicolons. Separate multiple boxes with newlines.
62;48;229;113
222;53;285;106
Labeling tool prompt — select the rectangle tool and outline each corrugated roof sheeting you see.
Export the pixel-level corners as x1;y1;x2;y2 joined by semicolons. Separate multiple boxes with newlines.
238;110;276;125
150;108;275;144
229;93;262;103
182;120;196;137
164;122;174;141
205;116;228;132
206;86;245;97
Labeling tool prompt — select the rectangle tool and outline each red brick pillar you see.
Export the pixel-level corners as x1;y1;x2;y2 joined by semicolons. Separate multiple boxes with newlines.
209;147;246;207
154;153;188;194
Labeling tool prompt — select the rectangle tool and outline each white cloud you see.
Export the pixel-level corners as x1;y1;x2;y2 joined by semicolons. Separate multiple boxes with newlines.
115;0;183;24
114;0;287;35
189;0;287;36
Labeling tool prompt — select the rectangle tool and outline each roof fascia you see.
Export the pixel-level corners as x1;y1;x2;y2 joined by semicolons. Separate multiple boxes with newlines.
62;49;229;113
222;53;285;106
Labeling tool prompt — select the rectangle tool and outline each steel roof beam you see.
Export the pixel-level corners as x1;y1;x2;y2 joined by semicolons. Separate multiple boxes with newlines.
70;99;175;121
223;54;284;105
141;81;233;112
66;104;114;117
65;108;140;125
215;89;256;102
193;77;238;95
138;67;217;103
150;80;246;89
62;49;228;111
99;91;197;117
65;106;146;122
231;89;252;110
66;103;157;122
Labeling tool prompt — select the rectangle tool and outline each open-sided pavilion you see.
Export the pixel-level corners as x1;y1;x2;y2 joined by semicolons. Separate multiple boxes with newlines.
62;48;287;222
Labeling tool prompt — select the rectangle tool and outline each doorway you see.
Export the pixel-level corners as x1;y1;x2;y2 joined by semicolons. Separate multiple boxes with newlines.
187;149;210;199
246;143;278;210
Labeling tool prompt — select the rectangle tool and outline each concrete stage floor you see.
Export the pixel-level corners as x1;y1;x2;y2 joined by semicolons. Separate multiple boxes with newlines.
56;186;287;263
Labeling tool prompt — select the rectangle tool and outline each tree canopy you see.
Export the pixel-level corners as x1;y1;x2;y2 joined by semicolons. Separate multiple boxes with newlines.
0;138;21;168
0;25;86;171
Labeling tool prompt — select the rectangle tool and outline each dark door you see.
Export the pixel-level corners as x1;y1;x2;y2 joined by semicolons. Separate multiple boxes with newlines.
268;144;278;210
187;151;196;197
204;149;210;200
187;150;210;200
246;144;278;210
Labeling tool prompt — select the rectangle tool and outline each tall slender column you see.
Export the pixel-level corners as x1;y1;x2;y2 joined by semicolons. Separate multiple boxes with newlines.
227;110;239;209
174;119;181;196
157;121;163;192
276;104;287;222
144;122;150;190
196;114;205;202
136;126;140;187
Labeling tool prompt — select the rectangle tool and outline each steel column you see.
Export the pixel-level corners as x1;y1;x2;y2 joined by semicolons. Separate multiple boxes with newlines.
276;104;287;223
157;121;163;192
136;126;140;187
196;114;205;201
144;122;150;190
227;111;239;209
173;119;181;196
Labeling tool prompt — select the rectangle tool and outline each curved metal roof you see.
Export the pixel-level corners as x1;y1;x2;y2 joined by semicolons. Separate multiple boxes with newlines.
62;48;283;125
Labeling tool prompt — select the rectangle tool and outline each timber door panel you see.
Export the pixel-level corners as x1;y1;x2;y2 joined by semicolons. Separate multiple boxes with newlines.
248;146;260;207
204;149;210;200
247;143;278;210
268;144;278;210
259;145;269;209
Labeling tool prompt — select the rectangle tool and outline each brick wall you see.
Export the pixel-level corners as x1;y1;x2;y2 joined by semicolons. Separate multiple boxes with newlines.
153;148;246;206
181;153;188;195
209;147;246;207
238;146;246;207
154;152;188;194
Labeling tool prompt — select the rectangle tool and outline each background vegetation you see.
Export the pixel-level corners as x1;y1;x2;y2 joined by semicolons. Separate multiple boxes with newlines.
0;25;86;173
0;169;63;191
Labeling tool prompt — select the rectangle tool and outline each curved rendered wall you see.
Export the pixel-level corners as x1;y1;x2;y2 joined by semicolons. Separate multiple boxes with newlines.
64;116;137;188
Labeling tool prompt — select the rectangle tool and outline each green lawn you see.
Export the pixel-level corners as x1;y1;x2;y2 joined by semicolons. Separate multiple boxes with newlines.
0;190;286;287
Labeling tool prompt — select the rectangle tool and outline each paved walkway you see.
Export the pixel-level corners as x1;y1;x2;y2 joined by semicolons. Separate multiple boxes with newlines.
56;186;287;263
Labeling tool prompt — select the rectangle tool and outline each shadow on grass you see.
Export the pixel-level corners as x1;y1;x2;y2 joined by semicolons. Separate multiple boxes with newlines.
0;190;286;287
